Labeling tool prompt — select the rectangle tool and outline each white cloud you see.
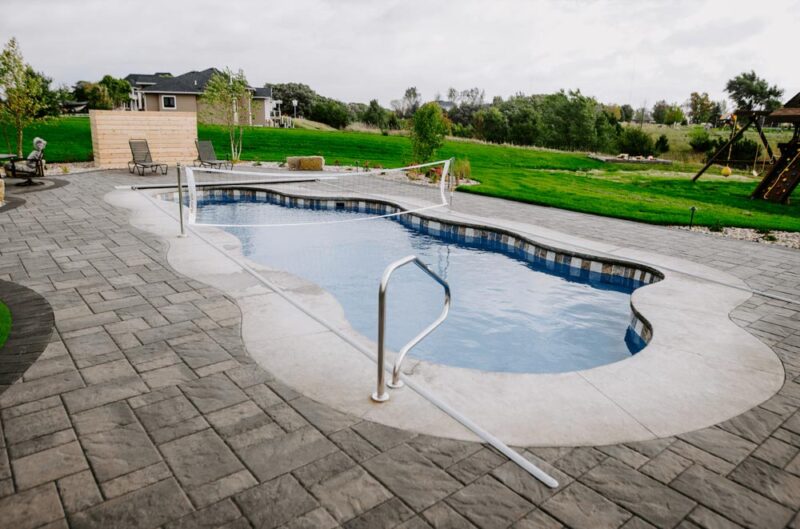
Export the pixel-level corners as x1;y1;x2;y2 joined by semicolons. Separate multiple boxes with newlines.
2;0;798;107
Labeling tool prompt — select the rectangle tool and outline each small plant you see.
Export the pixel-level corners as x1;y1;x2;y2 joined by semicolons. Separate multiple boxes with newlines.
410;103;449;162
616;127;655;156
200;68;252;162
756;228;777;241
452;158;471;186
709;220;723;232
60;165;70;174
654;134;669;155
688;127;712;152
427;166;442;183
253;160;262;166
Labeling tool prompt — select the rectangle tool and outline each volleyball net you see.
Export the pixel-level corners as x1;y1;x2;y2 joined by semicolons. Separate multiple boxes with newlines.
183;159;453;228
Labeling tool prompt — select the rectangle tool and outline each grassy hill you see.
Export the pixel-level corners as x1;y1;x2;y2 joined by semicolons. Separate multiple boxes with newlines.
639;123;793;164
10;116;800;232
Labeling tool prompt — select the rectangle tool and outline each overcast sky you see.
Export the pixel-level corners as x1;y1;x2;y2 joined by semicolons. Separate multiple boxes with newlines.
2;0;798;108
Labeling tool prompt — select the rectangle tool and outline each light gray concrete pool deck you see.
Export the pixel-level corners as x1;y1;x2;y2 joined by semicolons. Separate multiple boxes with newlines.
0;169;799;529
109;184;782;447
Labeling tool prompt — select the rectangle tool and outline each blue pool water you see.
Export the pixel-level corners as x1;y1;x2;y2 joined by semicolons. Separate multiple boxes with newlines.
195;195;646;373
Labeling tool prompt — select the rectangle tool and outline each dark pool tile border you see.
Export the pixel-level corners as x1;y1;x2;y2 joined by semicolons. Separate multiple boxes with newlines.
160;187;663;347
0;280;55;386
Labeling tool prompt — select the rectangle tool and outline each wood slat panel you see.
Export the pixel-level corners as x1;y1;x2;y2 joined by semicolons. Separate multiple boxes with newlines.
90;110;198;169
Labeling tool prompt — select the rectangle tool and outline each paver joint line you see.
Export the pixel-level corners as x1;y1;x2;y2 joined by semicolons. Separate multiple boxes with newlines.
0;170;797;529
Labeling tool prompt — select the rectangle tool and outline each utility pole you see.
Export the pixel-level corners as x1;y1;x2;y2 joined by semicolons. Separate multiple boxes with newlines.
639;99;647;129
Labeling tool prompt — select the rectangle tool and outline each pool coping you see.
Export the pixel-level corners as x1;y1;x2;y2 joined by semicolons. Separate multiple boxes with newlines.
161;186;663;351
106;186;784;446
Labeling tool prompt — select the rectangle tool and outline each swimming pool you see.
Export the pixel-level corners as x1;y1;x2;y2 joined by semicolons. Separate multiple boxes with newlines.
191;192;653;373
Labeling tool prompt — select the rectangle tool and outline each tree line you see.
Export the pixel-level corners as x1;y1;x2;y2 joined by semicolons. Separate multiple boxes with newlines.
0;33;787;160
272;71;786;158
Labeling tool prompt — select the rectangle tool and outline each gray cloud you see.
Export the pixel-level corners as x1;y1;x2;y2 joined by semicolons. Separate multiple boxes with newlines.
1;0;798;107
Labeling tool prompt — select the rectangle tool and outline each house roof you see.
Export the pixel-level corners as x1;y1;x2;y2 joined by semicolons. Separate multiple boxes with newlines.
142;68;220;95
140;68;273;99
784;92;800;109
253;86;272;99
125;73;173;87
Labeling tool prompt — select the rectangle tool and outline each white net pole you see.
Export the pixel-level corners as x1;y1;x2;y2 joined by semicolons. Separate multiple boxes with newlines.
185;166;198;224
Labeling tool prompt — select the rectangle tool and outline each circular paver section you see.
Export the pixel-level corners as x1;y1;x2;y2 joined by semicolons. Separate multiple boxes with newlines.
0;279;55;385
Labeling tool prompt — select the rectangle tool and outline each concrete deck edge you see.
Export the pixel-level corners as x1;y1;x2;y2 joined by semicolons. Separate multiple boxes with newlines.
105;188;784;446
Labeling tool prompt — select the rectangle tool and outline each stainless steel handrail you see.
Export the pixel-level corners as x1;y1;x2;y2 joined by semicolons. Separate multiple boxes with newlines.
372;255;451;402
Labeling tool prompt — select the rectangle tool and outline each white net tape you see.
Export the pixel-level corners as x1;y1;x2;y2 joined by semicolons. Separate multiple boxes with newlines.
184;159;452;228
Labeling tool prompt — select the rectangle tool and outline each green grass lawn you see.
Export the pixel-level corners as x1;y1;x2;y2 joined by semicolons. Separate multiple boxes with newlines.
640;123;793;164
0;301;11;350
5;116;94;162
13;116;800;231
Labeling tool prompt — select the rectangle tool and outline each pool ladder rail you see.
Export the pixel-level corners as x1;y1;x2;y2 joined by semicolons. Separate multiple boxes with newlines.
372;255;451;403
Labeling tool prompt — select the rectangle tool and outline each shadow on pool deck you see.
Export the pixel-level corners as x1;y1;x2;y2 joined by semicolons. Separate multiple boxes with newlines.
0;169;797;529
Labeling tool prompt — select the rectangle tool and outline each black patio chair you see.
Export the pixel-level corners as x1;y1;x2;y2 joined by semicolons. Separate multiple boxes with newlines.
5;137;47;186
195;140;232;170
128;139;168;176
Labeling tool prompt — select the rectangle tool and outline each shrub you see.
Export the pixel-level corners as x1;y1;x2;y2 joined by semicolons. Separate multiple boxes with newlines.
450;122;474;138
706;137;759;167
688;127;713;152
362;99;389;129
473;107;509;144
452;158;471;186
616;127;655;156
387;113;401;130
309;99;351;129
654;134;669;154
410;102;449;162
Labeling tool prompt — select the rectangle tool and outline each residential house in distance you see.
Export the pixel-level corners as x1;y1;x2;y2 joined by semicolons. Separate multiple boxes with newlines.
123;68;286;127
124;72;173;111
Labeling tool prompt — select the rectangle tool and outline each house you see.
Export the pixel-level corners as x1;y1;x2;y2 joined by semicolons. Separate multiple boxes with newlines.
123;68;284;127
61;100;89;114
124;72;173;111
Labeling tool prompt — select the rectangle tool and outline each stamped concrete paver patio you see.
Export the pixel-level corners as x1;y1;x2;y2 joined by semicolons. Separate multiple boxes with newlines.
0;170;799;528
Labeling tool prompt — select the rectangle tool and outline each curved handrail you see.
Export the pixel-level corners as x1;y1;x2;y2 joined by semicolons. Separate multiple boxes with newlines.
372;255;451;402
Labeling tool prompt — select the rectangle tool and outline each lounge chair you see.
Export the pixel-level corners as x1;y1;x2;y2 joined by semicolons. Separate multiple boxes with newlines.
128;139;168;176
4;137;47;186
195;140;232;170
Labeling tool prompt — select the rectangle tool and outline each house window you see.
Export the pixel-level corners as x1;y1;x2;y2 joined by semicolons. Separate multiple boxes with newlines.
161;95;177;110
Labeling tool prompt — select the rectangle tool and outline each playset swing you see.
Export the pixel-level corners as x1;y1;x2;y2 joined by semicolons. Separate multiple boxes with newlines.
692;111;775;181
693;92;800;204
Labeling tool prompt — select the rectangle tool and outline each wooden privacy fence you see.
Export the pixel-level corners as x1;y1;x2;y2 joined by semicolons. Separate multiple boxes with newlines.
90;110;197;169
